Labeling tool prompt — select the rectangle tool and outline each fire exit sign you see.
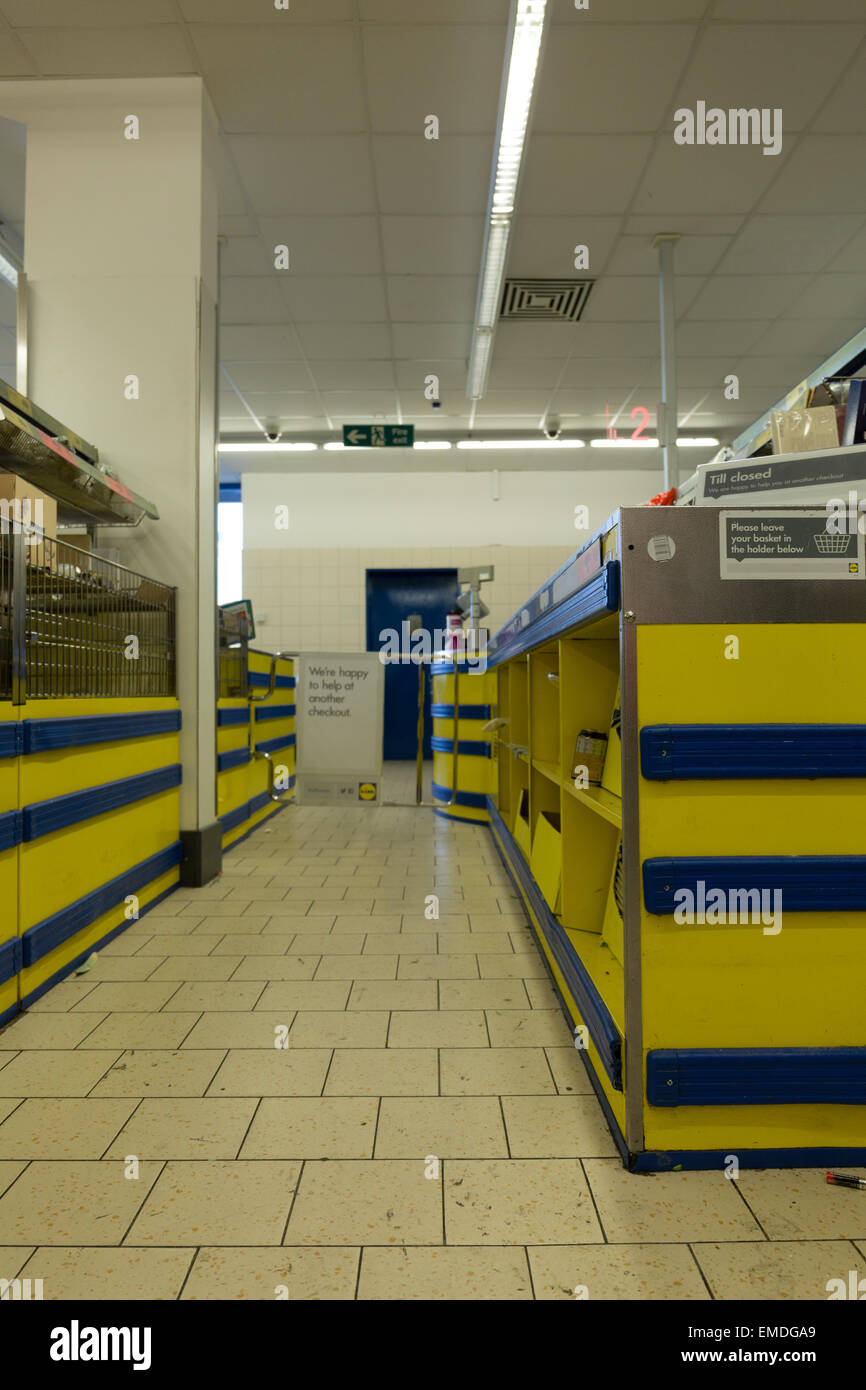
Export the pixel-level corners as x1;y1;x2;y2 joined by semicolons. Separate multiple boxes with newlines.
342;424;415;448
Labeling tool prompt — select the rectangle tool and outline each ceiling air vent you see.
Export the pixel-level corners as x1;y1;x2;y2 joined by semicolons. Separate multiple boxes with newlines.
500;278;593;322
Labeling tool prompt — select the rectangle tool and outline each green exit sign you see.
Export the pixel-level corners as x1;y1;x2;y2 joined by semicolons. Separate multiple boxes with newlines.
342;424;415;448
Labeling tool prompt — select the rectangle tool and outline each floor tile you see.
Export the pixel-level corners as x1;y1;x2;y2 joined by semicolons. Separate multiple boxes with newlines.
253;982;351;1012
529;1243;710;1300
362;933;436;954
439;980;531;1010
104;1098;257;1159
486;1010;573;1048
285;1160;442;1246
210;935;300;956
27;982;100;1012
126;1161;301;1246
693;1239;864;1301
91;1051;227;1098
181;1012;297;1049
163;983;266;1011
208;1049;332;1097
437;932;514;954
0;1098;136;1158
544;1047;595;1095
583;1160;765;1243
347;981;437;1011
0;1050;121;1097
444;1160;602;1244
736;1169;866;1241
502;1095;618;1158
76;1014;201;1050
0;1245;35;1278
397;955;479;980
324;1049;438;1097
387;1011;488;1049
19;1246;194;1299
374;1097;508;1159
477;954;546;979
523;979;562;1009
181;1246;359;1300
0;1013;107;1050
358;1246;532;1300
134;935;221;956
316;956;397;980
147;958;241;982
289;1012;388;1049
240;1098;378;1159
0;1161;161;1244
70;982;182;1013
440;1048;555;1096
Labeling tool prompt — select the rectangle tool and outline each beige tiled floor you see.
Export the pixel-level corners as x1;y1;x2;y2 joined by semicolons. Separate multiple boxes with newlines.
0;800;863;1300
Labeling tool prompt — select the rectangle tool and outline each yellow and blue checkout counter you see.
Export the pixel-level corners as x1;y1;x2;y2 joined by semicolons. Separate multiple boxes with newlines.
0;540;295;1029
443;506;866;1171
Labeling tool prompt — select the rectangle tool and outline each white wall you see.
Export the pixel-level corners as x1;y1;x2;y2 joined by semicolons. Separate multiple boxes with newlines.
242;468;654;654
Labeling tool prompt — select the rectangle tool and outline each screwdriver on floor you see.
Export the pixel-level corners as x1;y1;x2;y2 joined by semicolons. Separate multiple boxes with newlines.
826;1172;866;1190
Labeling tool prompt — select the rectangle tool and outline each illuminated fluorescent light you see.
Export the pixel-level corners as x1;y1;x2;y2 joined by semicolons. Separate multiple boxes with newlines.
677;436;719;447
218;441;318;452
590;437;659;448
326;440;453;451
466;0;548;401
457;438;584;450
413;440;452;450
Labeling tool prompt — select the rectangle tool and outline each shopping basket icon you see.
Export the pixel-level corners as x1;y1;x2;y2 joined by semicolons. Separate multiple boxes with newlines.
814;533;852;555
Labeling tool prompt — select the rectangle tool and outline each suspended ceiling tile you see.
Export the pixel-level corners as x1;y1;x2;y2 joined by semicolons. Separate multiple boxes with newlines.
716;215;866;275
221;362;314;393
563;322;663;357
534;24;696;133
320;392;399;418
582;274;704;322
362;27;504;133
228;391;323;418
632;143;786;216
827;223;866;273
508;216;622;278
280;275;388;324
218;214;259;238
14;24;191;74
779;274;866;321
359;0;509;20
714;0;866;18
381;217;484;275
180;0;353;19
391;323;472;358
394;360;467;391
191;26;366;132
729;355;818;386
310;360;397;391
558;357;659;390
295;322;393;360
371;135;493;215
472;391;551;416
675;320;773;356
744;317;866;358
228;135;377;216
625;214;745;237
676;25;861;131
605;234;731;277
256;216;382;275
386;276;477;324
219;236;272;277
812;48;866;132
759;137;866;213
2;0;177;20
520;135;655;215
219;277;287;324
686;274;813;321
487;359;570;389
549;0;712;16
220;324;304;360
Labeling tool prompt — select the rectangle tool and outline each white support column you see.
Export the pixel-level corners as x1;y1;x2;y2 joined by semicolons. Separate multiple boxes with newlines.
653;232;680;492
0;77;220;881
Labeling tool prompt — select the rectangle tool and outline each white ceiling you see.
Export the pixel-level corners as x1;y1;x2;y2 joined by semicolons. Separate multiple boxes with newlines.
0;0;865;454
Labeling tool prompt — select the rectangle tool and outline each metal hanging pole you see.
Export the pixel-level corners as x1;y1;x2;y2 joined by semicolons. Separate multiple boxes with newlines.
653;233;680;492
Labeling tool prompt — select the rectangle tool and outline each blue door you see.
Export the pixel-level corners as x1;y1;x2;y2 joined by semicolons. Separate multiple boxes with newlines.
366;569;459;761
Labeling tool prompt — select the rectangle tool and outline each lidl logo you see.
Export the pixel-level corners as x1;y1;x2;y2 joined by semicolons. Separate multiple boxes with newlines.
849;562;859;573
358;782;377;801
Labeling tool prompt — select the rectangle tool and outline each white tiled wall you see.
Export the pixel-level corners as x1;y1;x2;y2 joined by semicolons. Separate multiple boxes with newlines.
243;544;576;654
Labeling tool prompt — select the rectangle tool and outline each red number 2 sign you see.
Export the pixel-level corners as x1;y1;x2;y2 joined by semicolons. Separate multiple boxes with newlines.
630;405;650;439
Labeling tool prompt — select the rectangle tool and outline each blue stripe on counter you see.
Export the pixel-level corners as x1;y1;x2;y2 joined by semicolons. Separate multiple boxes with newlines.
217;707;250;727
217;747;252;773
23;710;181;752
640;723;866;781
20;841;184;967
248;671;295;689
23;764;182;841
254;704;296;721
431;782;488;810
643;855;866;914
646;1046;866;1107
0;722;22;759
430;704;491;720
0;809;22;852
430;736;491;757
254;733;296;756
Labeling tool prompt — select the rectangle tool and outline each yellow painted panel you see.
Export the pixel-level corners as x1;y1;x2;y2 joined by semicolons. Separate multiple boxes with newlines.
643;1096;866;1154
18;864;179;1003
218;763;253;816
21;732;179;802
0;975;17;1023
18;791;180;929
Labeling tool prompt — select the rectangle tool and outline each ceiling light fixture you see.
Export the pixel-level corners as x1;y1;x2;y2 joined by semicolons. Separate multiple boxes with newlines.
456;438;584;450
589;436;720;449
466;0;549;403
0;249;18;291
218;442;318;453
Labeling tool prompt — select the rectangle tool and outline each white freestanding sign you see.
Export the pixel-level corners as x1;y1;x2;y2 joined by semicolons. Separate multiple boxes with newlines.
296;652;384;805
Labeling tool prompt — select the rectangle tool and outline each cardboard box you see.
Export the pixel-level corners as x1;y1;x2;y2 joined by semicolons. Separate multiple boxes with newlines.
0;472;57;568
770;406;839;454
